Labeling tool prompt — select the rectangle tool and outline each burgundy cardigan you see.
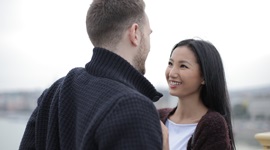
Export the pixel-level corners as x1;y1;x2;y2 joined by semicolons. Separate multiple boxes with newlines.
158;108;231;150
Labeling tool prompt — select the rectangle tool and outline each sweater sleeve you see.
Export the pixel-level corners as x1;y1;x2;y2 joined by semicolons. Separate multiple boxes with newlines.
94;95;163;150
19;78;63;150
19;89;48;150
191;112;231;150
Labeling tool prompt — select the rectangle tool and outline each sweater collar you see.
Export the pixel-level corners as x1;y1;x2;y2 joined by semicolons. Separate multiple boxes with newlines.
85;47;162;102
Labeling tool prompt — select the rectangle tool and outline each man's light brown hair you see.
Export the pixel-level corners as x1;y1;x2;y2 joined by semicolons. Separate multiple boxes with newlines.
86;0;146;47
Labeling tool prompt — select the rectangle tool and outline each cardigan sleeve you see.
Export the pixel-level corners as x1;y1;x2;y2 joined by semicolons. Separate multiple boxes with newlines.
94;95;163;150
190;111;231;150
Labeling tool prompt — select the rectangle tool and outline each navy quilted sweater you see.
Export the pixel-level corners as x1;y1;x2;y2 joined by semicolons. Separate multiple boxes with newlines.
19;47;163;150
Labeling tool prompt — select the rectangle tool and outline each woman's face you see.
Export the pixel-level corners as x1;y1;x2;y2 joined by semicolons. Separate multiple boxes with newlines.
165;46;204;99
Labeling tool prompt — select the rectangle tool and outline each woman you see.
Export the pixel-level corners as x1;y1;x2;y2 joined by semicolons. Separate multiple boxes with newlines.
159;39;235;150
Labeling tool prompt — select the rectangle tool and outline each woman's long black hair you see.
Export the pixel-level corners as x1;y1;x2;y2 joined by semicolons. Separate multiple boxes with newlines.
171;39;235;149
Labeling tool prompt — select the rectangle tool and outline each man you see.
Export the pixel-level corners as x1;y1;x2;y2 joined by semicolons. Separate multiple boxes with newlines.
19;0;163;149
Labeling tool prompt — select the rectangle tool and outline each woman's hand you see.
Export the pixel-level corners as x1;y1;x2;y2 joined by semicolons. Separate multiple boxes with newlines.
160;121;169;150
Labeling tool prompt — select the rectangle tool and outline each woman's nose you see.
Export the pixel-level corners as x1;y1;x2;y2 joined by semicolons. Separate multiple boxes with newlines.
169;68;178;78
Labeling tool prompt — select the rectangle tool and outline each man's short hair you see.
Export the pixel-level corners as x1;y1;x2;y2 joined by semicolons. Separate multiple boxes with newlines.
86;0;145;47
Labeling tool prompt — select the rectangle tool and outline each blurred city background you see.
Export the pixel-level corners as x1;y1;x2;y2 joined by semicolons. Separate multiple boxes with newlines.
1;0;270;149
1;85;270;149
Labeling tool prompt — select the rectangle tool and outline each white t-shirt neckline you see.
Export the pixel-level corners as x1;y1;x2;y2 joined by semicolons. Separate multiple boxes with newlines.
165;119;197;150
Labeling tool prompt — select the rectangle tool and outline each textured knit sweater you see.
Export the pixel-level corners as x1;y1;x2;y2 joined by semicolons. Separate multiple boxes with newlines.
19;47;163;150
159;108;231;150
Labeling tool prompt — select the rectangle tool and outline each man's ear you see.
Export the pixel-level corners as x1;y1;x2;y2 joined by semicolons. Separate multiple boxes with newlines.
129;23;140;46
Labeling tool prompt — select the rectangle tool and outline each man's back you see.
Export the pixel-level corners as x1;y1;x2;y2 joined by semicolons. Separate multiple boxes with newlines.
19;48;163;150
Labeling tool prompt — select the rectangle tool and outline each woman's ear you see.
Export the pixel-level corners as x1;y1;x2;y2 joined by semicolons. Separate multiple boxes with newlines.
201;80;205;85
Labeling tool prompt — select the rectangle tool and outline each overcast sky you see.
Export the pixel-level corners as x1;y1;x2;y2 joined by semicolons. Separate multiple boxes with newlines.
1;0;270;92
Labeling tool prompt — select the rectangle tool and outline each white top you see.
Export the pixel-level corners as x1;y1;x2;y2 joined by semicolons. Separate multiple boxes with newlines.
165;119;197;150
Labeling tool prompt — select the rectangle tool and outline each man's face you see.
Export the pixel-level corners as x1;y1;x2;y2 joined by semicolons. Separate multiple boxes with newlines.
134;14;152;75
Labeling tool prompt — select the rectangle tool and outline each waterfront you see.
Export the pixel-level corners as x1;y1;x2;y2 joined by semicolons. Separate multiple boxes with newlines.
0;117;27;150
0;116;263;150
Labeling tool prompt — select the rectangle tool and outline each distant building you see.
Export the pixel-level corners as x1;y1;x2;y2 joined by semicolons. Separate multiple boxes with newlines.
0;90;41;114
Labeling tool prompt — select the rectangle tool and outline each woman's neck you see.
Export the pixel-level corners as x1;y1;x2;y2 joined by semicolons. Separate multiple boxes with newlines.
169;97;208;124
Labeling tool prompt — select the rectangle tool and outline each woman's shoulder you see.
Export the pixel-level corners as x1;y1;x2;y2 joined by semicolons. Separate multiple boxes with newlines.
158;108;174;114
191;111;231;149
157;108;175;122
197;110;228;132
201;111;227;124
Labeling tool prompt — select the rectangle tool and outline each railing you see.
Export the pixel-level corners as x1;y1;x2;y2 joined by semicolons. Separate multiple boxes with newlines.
255;132;270;150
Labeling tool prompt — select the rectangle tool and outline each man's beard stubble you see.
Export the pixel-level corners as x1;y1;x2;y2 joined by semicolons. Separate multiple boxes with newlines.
133;38;147;75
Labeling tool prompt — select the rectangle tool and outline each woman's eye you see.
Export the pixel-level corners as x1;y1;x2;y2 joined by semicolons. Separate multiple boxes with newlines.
168;62;173;66
180;64;188;68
